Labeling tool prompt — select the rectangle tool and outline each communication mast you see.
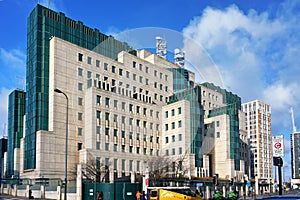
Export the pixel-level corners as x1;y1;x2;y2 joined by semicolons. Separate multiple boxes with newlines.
156;36;167;59
291;107;297;133
174;48;185;67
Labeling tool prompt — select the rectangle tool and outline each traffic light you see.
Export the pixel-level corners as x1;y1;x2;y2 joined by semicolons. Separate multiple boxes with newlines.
213;176;217;185
213;174;219;186
273;157;283;167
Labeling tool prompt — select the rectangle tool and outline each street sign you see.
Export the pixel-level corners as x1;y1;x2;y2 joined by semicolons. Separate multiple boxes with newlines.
272;135;284;157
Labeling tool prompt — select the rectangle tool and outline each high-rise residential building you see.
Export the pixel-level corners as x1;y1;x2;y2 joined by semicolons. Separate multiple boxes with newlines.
242;100;272;192
291;132;300;180
7;89;25;177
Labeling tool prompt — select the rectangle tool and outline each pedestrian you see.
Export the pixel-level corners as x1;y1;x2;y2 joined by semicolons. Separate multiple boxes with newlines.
136;190;142;200
97;191;103;200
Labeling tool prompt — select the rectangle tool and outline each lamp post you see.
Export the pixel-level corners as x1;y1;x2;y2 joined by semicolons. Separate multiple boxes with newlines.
54;88;69;200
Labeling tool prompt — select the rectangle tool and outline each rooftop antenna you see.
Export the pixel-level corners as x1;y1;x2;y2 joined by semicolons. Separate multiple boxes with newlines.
291;107;297;133
156;36;167;59
174;48;185;67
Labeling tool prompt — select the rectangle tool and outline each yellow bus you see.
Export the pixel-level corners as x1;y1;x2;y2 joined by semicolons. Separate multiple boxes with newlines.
149;187;202;200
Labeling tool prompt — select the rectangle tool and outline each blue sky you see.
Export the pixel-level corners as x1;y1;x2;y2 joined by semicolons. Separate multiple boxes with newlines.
1;0;300;180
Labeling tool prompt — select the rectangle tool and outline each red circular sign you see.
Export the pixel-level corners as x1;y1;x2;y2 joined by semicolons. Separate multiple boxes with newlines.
274;142;281;149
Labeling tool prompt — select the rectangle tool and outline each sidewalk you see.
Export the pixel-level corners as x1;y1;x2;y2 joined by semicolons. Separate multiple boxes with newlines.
0;194;51;199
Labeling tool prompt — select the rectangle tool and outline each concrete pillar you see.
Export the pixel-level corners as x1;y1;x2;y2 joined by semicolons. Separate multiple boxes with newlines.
7;184;11;195
57;186;62;200
205;186;210;199
26;185;30;198
41;185;45;199
13;184;18;197
76;164;82;200
223;186;226;198
1;183;3;194
255;177;259;195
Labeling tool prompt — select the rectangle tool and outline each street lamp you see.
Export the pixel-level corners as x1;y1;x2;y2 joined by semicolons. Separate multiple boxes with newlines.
54;88;69;200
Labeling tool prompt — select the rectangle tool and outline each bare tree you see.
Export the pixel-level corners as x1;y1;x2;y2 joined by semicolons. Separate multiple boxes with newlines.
78;153;111;183
148;151;190;186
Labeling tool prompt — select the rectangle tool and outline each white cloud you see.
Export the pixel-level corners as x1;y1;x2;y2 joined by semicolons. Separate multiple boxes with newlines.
0;48;26;70
182;1;300;177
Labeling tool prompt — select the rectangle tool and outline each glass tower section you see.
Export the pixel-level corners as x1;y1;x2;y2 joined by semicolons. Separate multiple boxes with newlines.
168;86;203;167
168;68;194;92
203;82;242;171
25;4;134;170
7;89;26;176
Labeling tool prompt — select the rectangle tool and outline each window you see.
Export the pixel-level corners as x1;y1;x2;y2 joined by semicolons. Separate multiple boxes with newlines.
78;127;82;136
96;95;101;105
137;133;140;140
160;73;163;79
96;110;101;119
129;104;133;112
114;100;118;108
139;63;143;71
139;76;143;83
154;70;157;76
119;68;123;76
129;118;133;126
146;66;149;73
165;86;168;92
133;74;136;81
165;124;169;131
105;112;110;121
165;75;168;81
96;126;100;134
122;145;125;153
96;60;100;67
87;71;92;78
122;102;126;110
105;97;110;106
133;61;136;68
96;142;100;150
105;143;109;151
78;112;83;121
179;147;182;154
172;135;175;142
104;63;108;70
78;53;83;61
172;148;175;155
216;132;220;138
171;109;175;116
105;128;109;135
112;66;116;73
156;111;160;119
129;132;133;139
154;82;157;88
114;144;117;152
121;130;125;138
165;137;169;144
78;143;83;151
78;68;83;76
150;110;153;117
78;97;83;106
178;107;182;114
87;56;92;64
172;122;175;129
121;116;125;124
178;120;182;128
146;78;149;85
179;134;182;141
113;115;118;123
126;71;130;78
166;150;169;156
137;147;140;154
78;83;83;91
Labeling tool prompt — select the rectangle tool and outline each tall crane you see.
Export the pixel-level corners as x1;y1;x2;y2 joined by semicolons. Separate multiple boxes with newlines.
291;107;297;133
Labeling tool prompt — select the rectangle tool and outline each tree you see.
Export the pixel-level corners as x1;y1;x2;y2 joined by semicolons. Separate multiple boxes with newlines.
148;151;190;186
80;154;111;183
